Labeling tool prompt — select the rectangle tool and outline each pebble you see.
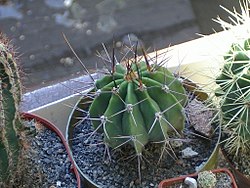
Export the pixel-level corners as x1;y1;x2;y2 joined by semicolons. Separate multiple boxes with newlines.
19;35;25;40
182;147;199;158
184;177;197;188
24;121;78;188
60;57;74;66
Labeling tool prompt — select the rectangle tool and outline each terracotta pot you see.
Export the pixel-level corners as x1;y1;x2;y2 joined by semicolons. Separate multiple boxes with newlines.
21;112;81;188
158;168;238;188
221;148;250;188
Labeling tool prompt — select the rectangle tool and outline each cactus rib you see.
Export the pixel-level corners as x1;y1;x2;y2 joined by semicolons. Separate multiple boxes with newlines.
89;48;187;156
215;38;250;154
0;33;22;185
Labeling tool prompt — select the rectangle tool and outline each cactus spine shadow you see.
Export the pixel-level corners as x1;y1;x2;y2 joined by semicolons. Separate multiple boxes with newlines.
0;33;22;185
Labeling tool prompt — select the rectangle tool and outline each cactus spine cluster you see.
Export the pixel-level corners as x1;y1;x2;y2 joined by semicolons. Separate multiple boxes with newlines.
197;171;217;188
215;38;250;154
89;46;187;156
0;33;22;184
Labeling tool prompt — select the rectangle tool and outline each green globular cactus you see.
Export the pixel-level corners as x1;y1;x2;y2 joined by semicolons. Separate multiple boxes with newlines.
197;171;216;188
215;38;250;154
89;49;187;155
0;33;22;185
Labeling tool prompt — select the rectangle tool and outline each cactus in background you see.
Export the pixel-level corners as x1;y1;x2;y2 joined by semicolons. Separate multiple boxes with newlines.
197;171;216;188
215;38;250;154
0;33;22;185
88;45;187;156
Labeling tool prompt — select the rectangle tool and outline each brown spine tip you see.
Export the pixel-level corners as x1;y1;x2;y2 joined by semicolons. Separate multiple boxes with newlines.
141;47;151;72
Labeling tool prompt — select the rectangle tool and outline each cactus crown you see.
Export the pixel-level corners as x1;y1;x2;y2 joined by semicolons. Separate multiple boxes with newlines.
197;171;216;188
0;33;22;185
88;43;187;156
215;38;250;154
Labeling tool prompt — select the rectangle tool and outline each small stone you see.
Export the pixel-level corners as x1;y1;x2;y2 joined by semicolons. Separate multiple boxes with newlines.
64;174;71;179
46;149;53;155
57;148;64;153
56;181;61;186
86;29;92;35
182;147;198;158
185;99;213;137
102;176;108;180
184;177;197;188
29;54;35;60
10;26;16;32
60;57;74;66
64;0;73;7
19;35;25;40
116;41;122;48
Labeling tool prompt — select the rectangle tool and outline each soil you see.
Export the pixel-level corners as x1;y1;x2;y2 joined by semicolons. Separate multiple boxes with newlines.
70;95;220;188
221;140;250;180
11;118;78;188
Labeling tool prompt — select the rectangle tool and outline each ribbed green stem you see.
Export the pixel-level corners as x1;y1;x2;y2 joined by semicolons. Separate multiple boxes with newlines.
89;60;187;155
216;38;250;154
0;34;22;184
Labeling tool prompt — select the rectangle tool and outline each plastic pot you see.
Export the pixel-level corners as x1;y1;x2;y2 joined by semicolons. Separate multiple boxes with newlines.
65;79;221;187
221;148;250;188
158;168;238;188
21;112;81;188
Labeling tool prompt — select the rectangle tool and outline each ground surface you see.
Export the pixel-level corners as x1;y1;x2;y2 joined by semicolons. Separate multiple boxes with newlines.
0;0;242;91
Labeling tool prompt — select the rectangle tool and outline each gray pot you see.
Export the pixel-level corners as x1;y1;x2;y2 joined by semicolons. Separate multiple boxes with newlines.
66;80;221;187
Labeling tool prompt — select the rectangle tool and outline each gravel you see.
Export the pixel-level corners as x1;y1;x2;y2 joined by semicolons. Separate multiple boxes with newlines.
18;120;78;188
70;105;220;188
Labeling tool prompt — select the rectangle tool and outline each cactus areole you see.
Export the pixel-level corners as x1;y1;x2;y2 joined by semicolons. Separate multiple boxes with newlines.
0;33;22;183
89;60;187;155
215;38;250;153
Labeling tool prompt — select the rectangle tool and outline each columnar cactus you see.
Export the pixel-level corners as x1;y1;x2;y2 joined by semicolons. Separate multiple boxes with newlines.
0;33;22;184
215;38;250;154
89;47;187;155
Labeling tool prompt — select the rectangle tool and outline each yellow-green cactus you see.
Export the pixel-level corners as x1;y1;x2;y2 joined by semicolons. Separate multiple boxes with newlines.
89;47;187;155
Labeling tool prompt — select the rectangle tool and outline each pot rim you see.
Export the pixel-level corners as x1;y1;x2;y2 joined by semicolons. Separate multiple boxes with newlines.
21;112;82;188
65;80;221;187
158;168;238;188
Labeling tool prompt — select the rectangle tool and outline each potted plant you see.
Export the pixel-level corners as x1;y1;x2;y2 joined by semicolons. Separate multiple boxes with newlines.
214;37;250;188
212;1;250;187
65;38;221;187
0;33;81;187
158;168;238;188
